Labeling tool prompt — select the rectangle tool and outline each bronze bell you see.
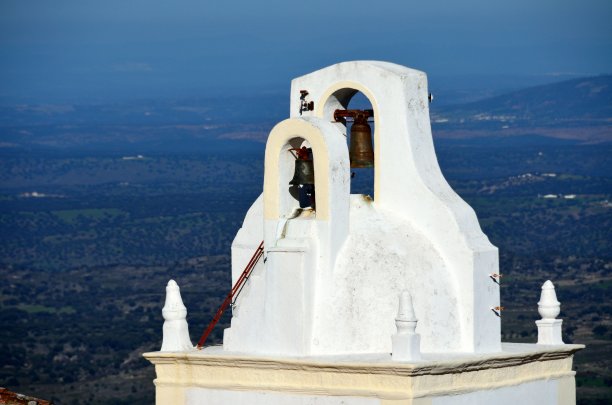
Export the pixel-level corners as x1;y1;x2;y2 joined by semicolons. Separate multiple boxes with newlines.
289;159;315;185
349;113;374;168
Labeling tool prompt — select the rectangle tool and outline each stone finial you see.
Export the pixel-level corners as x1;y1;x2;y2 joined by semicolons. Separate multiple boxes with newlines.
538;280;561;319
392;291;421;361
396;291;417;332
536;280;564;345
161;280;194;351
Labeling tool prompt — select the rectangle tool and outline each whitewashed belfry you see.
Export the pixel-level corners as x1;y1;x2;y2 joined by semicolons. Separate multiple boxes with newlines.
145;61;583;405
224;61;500;355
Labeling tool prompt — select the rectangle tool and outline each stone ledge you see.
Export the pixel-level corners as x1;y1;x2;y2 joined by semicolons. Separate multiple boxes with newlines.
144;343;583;400
144;343;583;376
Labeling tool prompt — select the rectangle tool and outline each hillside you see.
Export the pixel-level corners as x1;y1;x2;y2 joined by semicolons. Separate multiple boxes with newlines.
0;142;610;404
0;75;610;153
431;75;612;143
1;75;610;403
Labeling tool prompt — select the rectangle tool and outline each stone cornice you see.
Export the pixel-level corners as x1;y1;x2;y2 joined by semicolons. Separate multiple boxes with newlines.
144;343;584;377
144;344;583;400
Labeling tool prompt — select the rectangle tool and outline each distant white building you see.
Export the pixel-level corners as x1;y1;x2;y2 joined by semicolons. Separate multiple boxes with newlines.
144;61;582;405
19;191;64;199
121;154;144;160
20;191;46;198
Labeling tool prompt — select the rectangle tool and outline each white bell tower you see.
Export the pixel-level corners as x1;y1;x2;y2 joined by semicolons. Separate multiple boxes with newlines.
224;61;500;355
145;61;583;405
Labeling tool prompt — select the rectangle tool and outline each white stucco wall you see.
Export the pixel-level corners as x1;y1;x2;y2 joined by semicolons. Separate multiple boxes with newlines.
314;196;459;353
181;377;573;405
145;343;583;405
185;389;380;405
430;377;575;405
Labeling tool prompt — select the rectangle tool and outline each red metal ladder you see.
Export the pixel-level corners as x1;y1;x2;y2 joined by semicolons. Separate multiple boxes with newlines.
196;241;264;349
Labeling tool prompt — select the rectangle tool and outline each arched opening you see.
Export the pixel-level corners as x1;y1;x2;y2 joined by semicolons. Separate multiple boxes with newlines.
322;89;375;199
265;117;344;222
345;92;375;198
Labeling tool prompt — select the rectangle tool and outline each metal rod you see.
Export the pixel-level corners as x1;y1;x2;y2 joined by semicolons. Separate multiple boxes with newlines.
196;241;264;349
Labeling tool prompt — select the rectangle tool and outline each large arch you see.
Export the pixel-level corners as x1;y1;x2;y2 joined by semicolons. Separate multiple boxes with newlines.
289;61;501;352
316;81;381;200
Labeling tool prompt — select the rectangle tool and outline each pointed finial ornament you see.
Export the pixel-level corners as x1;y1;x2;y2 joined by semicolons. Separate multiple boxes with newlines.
392;291;421;361
536;280;564;345
538;280;561;319
161;280;194;351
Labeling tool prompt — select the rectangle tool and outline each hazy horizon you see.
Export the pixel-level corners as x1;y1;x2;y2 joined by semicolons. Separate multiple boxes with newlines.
1;0;611;104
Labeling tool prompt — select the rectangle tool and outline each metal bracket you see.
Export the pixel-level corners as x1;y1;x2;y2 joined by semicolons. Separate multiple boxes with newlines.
299;90;314;115
489;273;503;285
490;306;504;317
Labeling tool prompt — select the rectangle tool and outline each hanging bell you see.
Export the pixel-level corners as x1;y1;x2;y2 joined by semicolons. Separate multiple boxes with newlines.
289;159;315;185
349;114;374;168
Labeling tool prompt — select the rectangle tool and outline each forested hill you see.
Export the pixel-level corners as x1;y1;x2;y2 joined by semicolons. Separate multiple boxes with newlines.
0;75;610;153
431;75;612;142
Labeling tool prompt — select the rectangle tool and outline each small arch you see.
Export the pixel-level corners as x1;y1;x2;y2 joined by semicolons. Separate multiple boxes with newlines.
263;117;350;272
264;118;348;221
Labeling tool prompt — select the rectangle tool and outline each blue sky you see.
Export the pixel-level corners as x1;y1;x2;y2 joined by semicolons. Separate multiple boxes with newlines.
1;0;611;103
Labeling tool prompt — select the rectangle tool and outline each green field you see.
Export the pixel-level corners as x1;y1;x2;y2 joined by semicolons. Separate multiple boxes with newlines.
0;142;610;404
